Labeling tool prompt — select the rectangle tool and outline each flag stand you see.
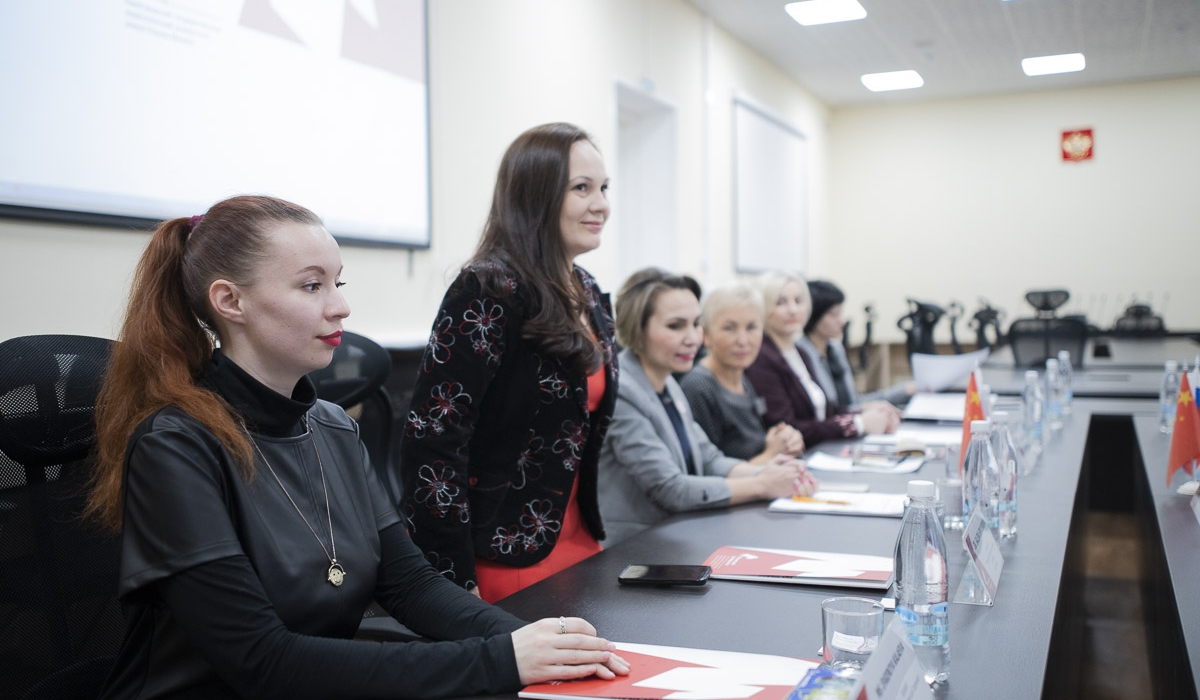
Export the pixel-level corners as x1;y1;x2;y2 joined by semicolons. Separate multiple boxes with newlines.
1177;459;1199;496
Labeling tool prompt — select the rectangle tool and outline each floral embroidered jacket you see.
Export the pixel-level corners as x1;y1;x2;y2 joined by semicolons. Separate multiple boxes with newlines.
399;264;618;589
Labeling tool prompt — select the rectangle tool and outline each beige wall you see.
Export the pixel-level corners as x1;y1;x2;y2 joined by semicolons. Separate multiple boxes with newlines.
827;76;1200;344
0;0;829;346
2;3;1194;350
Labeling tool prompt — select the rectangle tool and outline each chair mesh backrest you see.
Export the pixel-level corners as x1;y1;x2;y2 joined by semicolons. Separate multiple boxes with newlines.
308;331;392;409
0;334;123;699
1007;318;1088;368
1113;312;1166;335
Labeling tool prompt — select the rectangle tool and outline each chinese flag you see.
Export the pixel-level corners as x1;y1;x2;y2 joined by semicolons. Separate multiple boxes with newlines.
1167;372;1200;487
959;372;985;474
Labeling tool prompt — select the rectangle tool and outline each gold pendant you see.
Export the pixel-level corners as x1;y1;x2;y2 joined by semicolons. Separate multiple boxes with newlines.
328;562;346;587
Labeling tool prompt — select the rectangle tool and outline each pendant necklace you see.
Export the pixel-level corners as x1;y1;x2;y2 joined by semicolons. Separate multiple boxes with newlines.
251;417;346;587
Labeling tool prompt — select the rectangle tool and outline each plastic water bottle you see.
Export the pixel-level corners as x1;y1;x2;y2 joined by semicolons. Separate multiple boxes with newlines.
1191;357;1200;406
893;479;950;685
1044;358;1064;431
1020;370;1044;472
989;412;1020;540
962;420;999;534
1160;360;1181;434
1057;350;1074;414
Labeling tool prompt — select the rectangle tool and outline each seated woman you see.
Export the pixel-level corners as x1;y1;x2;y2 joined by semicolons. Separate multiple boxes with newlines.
598;268;816;546
745;271;900;448
679;282;805;462
88;195;627;699
797;279;916;409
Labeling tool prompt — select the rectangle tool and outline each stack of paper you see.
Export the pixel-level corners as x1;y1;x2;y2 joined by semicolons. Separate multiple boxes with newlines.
521;642;818;700
768;491;907;518
804;452;923;474
703;545;894;589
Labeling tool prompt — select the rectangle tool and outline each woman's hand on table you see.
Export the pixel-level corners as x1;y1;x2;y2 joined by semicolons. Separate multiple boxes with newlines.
512;617;631;684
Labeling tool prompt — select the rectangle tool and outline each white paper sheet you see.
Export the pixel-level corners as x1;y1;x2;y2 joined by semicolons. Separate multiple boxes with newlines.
901;393;967;422
910;348;990;392
805;451;924;474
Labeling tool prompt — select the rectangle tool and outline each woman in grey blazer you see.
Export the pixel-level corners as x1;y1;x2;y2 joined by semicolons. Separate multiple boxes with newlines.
598;269;816;546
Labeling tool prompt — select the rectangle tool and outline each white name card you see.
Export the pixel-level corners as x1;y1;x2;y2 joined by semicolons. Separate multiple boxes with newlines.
854;620;934;700
953;507;1005;606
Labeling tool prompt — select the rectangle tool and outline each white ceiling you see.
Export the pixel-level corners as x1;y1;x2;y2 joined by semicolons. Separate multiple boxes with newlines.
685;0;1200;106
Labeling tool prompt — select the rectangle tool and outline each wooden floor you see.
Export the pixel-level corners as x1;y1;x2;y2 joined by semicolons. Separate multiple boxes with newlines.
1081;511;1151;699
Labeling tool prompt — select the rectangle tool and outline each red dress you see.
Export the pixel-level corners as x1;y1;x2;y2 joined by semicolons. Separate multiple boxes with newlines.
474;366;607;603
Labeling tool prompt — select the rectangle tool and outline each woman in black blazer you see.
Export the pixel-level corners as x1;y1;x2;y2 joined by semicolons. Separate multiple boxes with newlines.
400;124;619;602
744;271;898;447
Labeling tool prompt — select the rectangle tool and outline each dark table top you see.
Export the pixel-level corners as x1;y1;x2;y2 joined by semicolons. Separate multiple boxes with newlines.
1134;416;1200;680
490;398;1150;699
983;336;1199;371
976;365;1165;399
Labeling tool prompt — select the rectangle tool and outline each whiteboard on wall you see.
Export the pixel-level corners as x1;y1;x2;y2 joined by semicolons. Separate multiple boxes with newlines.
733;99;807;273
0;0;430;248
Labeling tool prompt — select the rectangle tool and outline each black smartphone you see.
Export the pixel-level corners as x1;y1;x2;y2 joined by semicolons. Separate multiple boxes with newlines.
617;564;711;586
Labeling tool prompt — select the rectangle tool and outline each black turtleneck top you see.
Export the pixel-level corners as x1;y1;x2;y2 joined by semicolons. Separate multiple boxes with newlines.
100;352;524;700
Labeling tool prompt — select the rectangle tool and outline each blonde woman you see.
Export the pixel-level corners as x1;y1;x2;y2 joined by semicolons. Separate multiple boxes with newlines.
745;271;899;447
679;283;804;462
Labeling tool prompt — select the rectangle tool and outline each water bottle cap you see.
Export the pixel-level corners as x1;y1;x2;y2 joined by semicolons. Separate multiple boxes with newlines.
907;480;936;499
1166;360;1179;371
1058;350;1070;361
970;419;990;433
1046;358;1059;371
1025;370;1039;380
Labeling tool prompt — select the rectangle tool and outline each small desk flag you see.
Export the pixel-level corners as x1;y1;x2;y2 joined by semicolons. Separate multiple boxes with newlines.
959;372;985;474
1167;372;1200;487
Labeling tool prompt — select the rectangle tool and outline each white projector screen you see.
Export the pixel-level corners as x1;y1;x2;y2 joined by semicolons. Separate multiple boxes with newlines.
733;98;807;273
0;0;430;247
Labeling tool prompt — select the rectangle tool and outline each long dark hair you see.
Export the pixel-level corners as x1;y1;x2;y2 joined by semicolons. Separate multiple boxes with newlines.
88;195;323;531
469;122;603;374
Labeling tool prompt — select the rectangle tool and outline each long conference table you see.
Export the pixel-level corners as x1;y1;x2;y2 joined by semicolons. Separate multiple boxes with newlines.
469;395;1198;700
976;335;1198;398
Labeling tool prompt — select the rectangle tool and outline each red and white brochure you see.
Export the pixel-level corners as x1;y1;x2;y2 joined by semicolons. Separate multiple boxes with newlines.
703;546;894;590
520;642;818;700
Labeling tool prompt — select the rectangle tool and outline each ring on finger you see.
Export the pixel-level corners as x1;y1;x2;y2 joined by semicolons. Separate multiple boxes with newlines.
558;616;567;635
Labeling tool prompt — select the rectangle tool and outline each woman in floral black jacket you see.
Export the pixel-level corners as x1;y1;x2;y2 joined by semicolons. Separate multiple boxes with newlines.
400;123;618;602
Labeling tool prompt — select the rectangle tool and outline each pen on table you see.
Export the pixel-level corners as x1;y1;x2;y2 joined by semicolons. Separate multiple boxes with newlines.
791;495;851;505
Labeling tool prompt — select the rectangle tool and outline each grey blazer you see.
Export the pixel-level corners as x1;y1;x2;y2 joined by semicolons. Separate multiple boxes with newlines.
598;348;742;546
796;335;909;408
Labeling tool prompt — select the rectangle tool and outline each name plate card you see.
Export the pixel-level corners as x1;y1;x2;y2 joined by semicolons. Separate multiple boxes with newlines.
852;620;934;700
953;507;1004;606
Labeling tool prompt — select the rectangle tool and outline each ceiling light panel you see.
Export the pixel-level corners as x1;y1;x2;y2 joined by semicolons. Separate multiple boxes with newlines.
1021;52;1086;76
785;0;867;26
860;70;925;91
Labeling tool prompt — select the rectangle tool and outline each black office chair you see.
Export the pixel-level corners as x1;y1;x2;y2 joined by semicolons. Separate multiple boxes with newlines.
1007;318;1088;368
0;334;123;700
946;301;965;354
307;331;399;505
857;304;876;371
897;299;944;362
969;299;1006;351
1113;303;1166;336
1005;289;1088;368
